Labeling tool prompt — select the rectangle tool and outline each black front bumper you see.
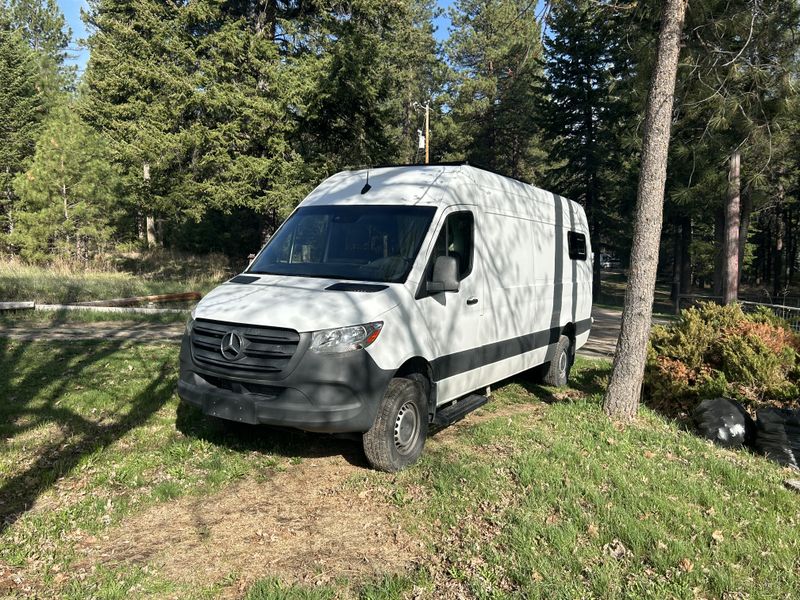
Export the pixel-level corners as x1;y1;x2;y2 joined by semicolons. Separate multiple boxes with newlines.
177;333;393;433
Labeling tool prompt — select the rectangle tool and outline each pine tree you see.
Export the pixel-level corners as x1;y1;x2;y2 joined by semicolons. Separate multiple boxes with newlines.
300;0;443;173
4;0;74;93
603;0;689;421
539;0;638;298
667;0;800;299
10;106;121;262
80;0;193;244
444;0;548;182
0;13;45;238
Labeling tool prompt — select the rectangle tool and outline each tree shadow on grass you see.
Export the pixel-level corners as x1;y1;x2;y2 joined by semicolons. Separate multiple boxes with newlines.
511;360;612;405
0;338;175;534
174;403;370;468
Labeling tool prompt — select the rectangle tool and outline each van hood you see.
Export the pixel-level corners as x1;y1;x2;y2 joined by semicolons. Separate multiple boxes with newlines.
193;275;404;332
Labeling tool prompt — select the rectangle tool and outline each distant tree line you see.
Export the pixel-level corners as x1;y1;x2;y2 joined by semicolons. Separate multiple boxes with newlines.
1;0;799;299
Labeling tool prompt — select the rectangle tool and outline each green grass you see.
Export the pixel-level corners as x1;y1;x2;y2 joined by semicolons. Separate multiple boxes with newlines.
1;341;798;599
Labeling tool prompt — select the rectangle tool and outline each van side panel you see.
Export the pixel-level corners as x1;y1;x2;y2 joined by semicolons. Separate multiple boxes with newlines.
431;182;592;403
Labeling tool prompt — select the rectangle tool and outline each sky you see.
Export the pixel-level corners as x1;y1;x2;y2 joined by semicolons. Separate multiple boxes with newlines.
59;0;89;73
58;0;456;75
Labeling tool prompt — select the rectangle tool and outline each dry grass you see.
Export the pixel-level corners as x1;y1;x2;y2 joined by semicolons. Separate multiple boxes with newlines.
0;250;233;304
77;459;421;593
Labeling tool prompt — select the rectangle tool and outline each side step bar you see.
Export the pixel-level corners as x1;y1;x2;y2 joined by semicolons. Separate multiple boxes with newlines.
432;394;489;428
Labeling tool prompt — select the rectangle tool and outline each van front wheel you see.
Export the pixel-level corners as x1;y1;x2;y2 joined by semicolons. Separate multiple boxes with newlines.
363;378;427;472
541;335;573;387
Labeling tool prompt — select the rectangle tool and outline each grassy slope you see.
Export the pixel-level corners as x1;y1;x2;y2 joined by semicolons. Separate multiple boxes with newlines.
0;253;228;325
0;255;230;305
1;341;798;599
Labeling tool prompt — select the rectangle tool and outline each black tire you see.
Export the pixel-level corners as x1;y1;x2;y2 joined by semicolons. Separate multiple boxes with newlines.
541;335;572;387
363;378;427;472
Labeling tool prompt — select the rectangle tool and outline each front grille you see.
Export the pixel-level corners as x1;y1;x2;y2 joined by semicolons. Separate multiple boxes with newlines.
191;319;300;375
196;372;281;396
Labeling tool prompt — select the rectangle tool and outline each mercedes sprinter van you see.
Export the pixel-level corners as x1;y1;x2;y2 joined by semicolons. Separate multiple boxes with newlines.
178;165;592;471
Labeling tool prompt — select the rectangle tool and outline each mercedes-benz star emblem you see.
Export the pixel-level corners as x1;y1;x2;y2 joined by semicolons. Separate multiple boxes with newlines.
220;331;244;361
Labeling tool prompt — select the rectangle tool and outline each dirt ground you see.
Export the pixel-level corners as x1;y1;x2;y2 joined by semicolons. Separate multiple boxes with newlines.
76;457;423;595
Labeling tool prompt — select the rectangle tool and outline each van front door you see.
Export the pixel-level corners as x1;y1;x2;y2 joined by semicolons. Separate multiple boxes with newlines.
417;208;485;403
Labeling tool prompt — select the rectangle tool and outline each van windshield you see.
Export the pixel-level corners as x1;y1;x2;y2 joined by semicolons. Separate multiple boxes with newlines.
248;205;437;283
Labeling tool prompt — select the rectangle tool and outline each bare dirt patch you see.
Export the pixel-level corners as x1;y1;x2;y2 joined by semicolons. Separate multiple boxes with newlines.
77;458;423;593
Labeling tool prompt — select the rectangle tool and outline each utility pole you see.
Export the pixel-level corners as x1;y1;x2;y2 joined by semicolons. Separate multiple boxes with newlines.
413;101;431;164
424;102;430;165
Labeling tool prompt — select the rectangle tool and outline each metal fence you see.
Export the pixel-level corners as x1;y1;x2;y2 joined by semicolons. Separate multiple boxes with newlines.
739;300;800;333
676;294;800;333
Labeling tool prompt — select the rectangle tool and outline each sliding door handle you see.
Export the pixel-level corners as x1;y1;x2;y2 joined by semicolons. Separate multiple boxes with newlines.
466;297;479;305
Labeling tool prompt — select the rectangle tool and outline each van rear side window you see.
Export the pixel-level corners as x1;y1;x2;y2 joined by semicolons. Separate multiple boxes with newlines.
568;231;587;260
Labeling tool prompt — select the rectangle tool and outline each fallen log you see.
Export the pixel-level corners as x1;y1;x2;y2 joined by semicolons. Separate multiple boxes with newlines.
35;304;189;315
0;301;35;311
73;291;201;307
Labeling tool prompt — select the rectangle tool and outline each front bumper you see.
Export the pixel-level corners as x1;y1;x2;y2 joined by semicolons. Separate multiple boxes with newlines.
177;334;393;433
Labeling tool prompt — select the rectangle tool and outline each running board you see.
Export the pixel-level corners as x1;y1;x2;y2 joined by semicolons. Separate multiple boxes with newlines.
432;394;489;428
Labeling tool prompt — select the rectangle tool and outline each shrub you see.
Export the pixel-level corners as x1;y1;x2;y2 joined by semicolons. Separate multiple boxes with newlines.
644;302;800;415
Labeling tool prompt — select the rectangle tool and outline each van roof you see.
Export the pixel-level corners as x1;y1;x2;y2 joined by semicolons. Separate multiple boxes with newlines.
300;164;587;228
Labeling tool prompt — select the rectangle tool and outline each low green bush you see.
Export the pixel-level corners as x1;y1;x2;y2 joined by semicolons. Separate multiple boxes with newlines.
644;302;800;415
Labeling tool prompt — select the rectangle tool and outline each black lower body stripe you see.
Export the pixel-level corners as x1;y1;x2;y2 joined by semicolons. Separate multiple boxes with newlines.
431;317;592;381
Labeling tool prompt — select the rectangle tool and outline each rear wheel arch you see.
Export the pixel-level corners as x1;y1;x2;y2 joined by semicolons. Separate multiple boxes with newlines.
561;322;576;350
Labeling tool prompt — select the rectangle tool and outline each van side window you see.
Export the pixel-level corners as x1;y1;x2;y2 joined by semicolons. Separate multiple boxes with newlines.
429;212;474;280
568;231;587;260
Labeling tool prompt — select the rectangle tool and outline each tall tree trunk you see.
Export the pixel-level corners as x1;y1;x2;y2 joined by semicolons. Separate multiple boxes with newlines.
679;216;692;294
602;0;688;421
774;194;785;299
671;221;681;302
788;209;796;285
712;208;724;298
765;221;772;286
723;150;741;304
143;162;156;247
738;188;752;286
787;211;793;287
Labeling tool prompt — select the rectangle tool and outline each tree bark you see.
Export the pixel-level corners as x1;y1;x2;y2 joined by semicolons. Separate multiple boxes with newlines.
738;188;752;285
143;162;156;247
671;221;681;303
723;150;740;304
788;208;796;284
679;216;692;294
774;193;785;299
712;208;724;298
602;0;688;421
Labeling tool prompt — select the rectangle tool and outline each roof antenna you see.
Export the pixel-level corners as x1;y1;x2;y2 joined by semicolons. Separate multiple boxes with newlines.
361;168;372;194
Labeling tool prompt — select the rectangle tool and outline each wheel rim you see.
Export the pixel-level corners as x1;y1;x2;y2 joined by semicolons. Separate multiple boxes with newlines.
558;350;568;375
394;400;420;455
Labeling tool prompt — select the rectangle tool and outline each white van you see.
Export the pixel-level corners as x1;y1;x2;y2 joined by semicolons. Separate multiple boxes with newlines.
178;165;592;471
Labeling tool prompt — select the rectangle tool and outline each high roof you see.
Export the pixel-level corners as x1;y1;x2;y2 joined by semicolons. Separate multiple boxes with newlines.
299;164;586;229
301;165;458;207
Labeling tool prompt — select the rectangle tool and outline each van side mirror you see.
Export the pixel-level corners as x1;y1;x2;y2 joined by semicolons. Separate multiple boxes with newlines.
426;256;460;294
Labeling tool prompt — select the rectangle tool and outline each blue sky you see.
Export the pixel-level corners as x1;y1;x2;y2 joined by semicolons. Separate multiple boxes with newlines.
59;0;455;74
59;0;88;73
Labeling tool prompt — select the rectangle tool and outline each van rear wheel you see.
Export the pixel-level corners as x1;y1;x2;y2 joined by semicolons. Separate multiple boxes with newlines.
363;378;427;472
541;335;573;387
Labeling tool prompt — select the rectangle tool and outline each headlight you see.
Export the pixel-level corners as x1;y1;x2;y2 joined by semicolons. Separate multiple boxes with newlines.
310;322;383;354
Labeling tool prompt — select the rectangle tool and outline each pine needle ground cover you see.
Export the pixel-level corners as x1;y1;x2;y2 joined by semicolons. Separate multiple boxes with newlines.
1;341;798;599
